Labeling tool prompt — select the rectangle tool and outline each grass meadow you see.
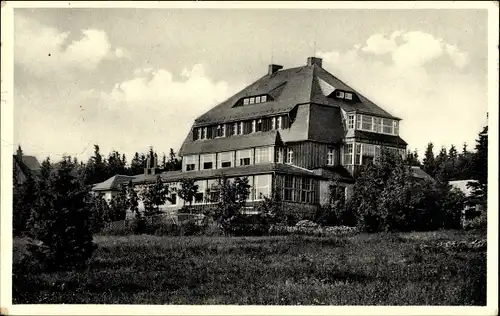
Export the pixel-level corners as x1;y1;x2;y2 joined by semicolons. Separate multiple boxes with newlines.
12;230;486;305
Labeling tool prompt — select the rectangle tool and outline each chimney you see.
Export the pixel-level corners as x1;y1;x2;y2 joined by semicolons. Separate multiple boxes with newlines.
307;57;322;67
268;64;283;75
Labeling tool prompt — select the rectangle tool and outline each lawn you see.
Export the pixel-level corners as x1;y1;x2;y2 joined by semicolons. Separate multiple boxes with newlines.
12;230;486;305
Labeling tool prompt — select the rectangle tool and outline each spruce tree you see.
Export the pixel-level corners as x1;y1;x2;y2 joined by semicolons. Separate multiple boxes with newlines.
422;143;436;177
130;152;143;175
29;156;96;271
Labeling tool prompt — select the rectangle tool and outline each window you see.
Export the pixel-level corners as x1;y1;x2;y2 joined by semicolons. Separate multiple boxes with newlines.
216;125;223;137
194;180;205;204
271;117;276;130
207;179;220;203
170;193;177;205
345;93;353;100
201;154;215;170
256;119;262;132
252;120;256;133
361;143;375;165
202;127;207;139
276;147;284;163
383;119;393;134
254;174;270;200
218;151;234;168
232;123;238;136
347;114;355;129
373;117;382;133
336;91;345;98
277;116;283;129
238;122;244;135
255;96;261;103
255;147;271;164
327;149;336;166
184;155;198;171
243;98;249;105
361;115;372;130
355;143;362;165
300;178;314;203
261;95;267;102
393;121;399;135
356;114;362;129
286;149;294;164
236;149;253;166
284;175;294;201
249;97;255;104
343;143;353;165
197;128;202;140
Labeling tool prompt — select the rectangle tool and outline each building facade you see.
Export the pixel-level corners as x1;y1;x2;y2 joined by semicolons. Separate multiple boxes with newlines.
93;57;408;217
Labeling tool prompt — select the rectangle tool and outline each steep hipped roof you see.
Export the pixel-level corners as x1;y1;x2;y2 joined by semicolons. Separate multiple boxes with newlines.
194;66;313;126
93;175;136;191
193;59;400;127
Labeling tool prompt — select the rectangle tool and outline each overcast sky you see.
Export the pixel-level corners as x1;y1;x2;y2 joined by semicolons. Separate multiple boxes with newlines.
12;6;490;163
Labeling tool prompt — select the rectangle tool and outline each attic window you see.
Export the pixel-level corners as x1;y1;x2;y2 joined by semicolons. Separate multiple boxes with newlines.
336;91;345;98
241;94;269;106
345;93;353;100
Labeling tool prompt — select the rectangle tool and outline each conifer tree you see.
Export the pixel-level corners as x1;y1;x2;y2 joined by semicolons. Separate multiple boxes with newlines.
29;156;96;271
422;143;436;177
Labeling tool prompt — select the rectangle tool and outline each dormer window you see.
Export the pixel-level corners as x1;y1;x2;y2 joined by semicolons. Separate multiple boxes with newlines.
336;91;345;98
240;94;269;106
345;93;353;100
256;119;262;132
197;128;202;139
216;125;223;137
277;116;283;129
271;117;276;130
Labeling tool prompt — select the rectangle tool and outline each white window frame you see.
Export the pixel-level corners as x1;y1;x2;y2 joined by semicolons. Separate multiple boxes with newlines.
345;92;353;100
254;174;271;201
238;122;244;135
252;120;256;133
201;153;216;170
327;149;335;166
236;149;253;166
255;147;272;165
382;118;393;134
271;117;276;130
336;91;345;98
356;115;362;130
277;116;283;129
261;95;267;103
347;114;355;129
243;98;249;105
218;151;234;169
197;128;202;140
183;155;198;171
255;96;261;103
286;149;294;164
249;97;255;104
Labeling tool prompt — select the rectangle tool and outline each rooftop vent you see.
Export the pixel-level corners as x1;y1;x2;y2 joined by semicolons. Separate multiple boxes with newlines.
307;57;322;67
268;64;283;75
